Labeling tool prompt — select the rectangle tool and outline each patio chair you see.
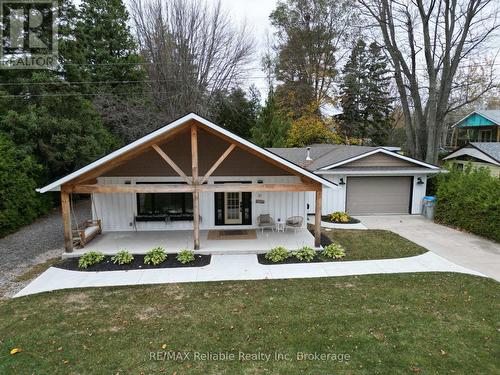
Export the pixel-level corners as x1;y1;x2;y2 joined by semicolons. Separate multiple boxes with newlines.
257;214;275;233
285;216;303;233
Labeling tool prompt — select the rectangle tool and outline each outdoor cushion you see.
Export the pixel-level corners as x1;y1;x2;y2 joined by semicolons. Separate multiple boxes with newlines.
259;214;271;224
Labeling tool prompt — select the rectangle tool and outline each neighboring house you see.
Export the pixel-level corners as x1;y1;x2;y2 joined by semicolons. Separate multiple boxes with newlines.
38;113;334;252
450;110;500;147
443;143;500;177
37;113;440;252
270;145;440;216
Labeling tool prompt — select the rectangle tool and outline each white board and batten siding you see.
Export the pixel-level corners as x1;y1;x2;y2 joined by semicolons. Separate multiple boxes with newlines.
93;176;308;232
306;173;428;215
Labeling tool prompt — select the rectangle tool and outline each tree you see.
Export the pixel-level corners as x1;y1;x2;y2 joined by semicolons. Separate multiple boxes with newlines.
252;91;290;147
270;0;359;116
209;87;261;139
359;0;500;163
65;0;144;89
130;0;254;120
286;103;341;146
339;39;393;145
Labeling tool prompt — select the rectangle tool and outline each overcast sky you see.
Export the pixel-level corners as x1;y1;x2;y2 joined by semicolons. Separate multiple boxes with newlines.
218;0;278;97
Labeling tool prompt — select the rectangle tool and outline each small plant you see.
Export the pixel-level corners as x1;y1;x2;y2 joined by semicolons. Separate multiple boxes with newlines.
176;249;195;264
78;251;105;269
265;246;290;263
144;247;167;265
322;243;346;259
111;250;134;265
293;246;316;262
329;211;350;223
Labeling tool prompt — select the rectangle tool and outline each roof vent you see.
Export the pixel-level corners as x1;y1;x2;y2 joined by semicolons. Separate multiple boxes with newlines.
306;147;312;161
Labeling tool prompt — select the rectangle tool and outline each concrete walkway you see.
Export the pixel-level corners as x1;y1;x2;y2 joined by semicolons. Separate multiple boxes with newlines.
15;252;484;297
359;215;500;282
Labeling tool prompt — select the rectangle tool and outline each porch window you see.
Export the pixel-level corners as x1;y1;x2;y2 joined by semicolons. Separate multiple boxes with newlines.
136;182;193;221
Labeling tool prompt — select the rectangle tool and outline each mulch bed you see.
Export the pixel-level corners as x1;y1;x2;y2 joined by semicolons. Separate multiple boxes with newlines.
321;215;361;224
257;252;342;265
307;229;333;247
55;254;211;272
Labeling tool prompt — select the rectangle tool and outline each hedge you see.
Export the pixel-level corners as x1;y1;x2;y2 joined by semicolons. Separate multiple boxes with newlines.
435;165;500;242
0;134;51;237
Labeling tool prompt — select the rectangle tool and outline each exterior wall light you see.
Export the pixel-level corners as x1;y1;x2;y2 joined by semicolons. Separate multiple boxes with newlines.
339;178;346;185
417;177;424;184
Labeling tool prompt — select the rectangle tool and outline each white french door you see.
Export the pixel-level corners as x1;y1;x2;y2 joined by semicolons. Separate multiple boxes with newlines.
224;192;242;224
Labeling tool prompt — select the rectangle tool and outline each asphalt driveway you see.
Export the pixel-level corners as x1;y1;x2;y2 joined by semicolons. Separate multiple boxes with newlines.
358;215;500;281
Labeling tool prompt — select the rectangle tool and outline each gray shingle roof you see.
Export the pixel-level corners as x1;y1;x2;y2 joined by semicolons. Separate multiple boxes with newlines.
471;142;500;163
268;144;377;171
476;110;500;125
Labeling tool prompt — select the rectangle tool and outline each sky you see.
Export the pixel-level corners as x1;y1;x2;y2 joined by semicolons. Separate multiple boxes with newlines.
218;0;278;98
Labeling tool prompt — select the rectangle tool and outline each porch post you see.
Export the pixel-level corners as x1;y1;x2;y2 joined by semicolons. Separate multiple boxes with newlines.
61;187;73;253
314;187;322;248
191;125;200;250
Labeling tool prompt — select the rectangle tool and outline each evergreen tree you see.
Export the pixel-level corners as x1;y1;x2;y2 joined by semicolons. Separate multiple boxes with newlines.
210;87;261;139
339;39;393;145
65;0;144;89
251;91;290;147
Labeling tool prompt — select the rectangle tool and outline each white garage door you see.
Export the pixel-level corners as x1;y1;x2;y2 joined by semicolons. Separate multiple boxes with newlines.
346;176;412;215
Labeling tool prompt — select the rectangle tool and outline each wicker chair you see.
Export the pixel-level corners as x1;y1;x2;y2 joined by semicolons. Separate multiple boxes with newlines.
257;214;275;233
285;216;303;233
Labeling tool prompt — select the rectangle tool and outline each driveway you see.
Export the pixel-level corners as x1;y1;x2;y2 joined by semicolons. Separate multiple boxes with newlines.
358;215;500;282
0;199;90;298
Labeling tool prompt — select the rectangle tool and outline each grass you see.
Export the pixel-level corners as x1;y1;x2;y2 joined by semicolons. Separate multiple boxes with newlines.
1;273;499;374
324;229;428;260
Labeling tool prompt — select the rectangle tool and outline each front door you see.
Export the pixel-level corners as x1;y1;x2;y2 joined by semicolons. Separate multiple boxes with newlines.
224;192;242;224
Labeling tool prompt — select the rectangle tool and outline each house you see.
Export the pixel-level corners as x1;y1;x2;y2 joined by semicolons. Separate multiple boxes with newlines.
37;113;335;253
450;110;500;147
270;145;440;216
443;143;500;177
37;113;440;253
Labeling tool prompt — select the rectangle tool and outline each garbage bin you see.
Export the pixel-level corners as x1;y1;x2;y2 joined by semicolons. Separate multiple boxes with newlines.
422;196;436;220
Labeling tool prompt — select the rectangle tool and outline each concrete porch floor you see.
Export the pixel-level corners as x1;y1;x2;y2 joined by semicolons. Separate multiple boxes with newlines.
65;228;316;257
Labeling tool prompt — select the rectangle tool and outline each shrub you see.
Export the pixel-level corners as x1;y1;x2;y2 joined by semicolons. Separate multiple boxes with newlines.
293;246;316;262
0;134;50;237
329;211;350;223
265;246;290;263
322;243;346;259
78;251;105;268
176;249;195;264
144;247;167;265
435;165;500;242
111;250;134;265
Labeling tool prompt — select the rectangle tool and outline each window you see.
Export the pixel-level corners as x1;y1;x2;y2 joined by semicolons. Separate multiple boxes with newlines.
136;182;193;221
479;129;492;142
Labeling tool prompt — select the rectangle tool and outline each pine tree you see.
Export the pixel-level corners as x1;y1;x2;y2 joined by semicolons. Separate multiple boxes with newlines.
251;91;290;147
339;39;393;145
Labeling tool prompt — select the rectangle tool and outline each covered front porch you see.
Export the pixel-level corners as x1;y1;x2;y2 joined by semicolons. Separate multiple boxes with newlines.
62;228;316;257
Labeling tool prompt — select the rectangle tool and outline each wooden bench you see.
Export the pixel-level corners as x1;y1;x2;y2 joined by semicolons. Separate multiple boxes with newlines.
72;219;102;247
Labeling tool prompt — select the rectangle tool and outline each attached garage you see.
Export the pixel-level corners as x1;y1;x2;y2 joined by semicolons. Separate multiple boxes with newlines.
346;176;412;215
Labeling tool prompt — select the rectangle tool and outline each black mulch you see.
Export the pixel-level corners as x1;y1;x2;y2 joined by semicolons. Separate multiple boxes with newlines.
257;252;342;265
55;254;211;272
321;215;361;224
308;229;333;247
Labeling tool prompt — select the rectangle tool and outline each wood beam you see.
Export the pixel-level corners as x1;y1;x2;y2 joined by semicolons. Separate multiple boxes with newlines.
314;188;322;248
151;144;191;184
191;125;200;250
61;187;73;253
199;143;236;185
69;183;321;194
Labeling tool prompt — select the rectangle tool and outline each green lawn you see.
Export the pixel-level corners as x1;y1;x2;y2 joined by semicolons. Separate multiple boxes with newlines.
324;229;428;260
1;273;499;374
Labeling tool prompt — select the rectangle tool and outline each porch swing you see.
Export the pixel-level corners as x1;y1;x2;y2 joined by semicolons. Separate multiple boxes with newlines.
70;193;102;248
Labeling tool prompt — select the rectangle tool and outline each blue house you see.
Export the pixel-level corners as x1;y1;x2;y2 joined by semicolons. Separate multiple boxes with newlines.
451;110;500;147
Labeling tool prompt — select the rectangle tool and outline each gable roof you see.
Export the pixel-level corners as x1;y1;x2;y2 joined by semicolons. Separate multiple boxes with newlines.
270;145;440;172
38;113;336;193
443;142;500;166
452;110;500;128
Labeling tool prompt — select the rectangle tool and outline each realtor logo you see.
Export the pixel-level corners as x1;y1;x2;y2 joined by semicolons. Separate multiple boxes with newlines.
0;0;58;69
